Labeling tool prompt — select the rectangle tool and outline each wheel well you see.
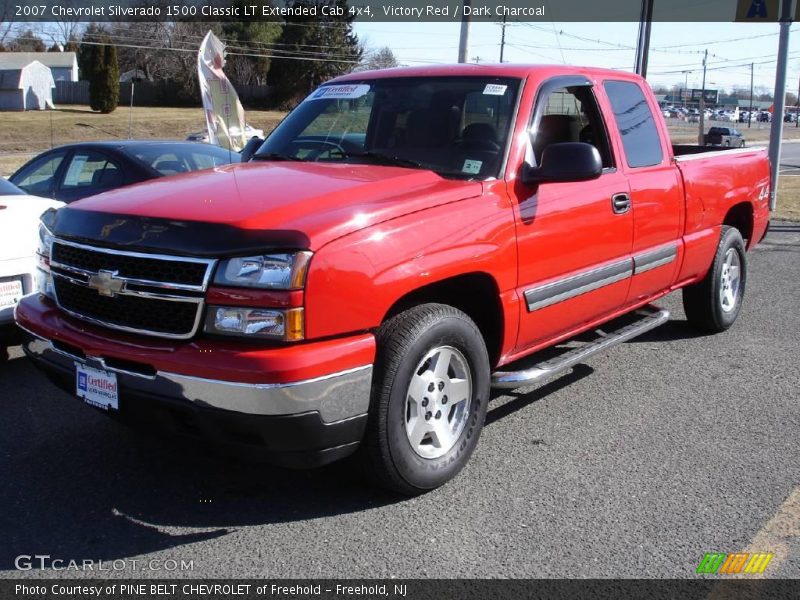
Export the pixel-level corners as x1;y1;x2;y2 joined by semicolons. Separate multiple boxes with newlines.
383;273;504;366
723;202;754;246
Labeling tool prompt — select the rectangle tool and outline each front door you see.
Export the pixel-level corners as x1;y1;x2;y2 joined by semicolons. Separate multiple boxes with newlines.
508;77;633;355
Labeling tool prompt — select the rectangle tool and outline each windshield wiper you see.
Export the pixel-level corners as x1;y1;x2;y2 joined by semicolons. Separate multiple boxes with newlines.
251;152;303;162
334;150;426;170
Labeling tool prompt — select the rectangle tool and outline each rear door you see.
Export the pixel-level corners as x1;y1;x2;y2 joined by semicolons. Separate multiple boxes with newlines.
508;76;634;353
602;79;683;306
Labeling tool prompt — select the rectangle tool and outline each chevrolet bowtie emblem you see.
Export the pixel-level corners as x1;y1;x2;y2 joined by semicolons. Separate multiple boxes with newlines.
87;270;126;297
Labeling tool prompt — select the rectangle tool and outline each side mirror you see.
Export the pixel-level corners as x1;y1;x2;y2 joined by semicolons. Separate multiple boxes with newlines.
523;142;602;185
240;137;265;162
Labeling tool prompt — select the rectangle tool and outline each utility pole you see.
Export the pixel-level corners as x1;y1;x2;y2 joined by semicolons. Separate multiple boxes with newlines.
499;14;507;63
796;74;799;127
458;0;471;63
768;0;793;211
633;0;654;77
748;62;754;129
697;49;708;146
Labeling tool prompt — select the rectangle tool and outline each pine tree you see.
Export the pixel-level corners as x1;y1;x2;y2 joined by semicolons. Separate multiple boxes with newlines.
88;42;106;111
89;39;119;113
267;0;362;109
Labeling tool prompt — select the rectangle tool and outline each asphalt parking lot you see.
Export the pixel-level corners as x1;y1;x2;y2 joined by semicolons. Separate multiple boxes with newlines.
1;224;798;579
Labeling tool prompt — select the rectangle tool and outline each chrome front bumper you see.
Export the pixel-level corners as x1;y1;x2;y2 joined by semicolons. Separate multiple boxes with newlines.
22;331;373;424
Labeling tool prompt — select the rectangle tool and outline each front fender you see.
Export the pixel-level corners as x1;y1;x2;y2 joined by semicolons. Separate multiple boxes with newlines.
304;192;517;340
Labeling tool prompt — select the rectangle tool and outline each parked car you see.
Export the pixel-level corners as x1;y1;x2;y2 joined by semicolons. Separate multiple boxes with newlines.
705;127;746;147
186;124;265;144
17;64;770;494
0;178;63;360
9;141;240;203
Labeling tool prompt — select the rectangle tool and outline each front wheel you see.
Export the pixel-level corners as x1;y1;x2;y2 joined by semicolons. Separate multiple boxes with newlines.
362;303;490;495
682;226;747;333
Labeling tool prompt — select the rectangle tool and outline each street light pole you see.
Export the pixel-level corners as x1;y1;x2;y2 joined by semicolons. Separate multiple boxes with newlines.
767;0;792;211
499;14;507;63
682;70;691;109
697;49;708;146
749;62;754;129
458;0;471;63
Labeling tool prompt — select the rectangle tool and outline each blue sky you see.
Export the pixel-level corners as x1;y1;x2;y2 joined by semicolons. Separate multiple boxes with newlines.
354;21;795;96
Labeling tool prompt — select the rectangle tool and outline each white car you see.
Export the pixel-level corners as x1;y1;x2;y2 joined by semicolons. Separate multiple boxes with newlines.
186;123;265;144
0;178;63;360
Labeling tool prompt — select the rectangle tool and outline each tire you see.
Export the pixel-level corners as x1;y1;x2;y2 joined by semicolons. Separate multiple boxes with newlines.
682;226;747;333
362;303;490;495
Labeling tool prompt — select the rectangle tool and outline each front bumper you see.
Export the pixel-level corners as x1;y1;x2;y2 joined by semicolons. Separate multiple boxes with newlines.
17;294;376;468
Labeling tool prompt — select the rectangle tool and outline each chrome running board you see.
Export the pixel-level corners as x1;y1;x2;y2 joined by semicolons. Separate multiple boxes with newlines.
491;306;670;390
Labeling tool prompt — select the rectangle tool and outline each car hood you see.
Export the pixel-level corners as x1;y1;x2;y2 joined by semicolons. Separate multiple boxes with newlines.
49;162;483;256
0;194;63;261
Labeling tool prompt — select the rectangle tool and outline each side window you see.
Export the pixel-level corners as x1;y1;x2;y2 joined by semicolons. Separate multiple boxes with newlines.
532;86;613;168
603;80;663;168
60;151;122;190
12;151;67;196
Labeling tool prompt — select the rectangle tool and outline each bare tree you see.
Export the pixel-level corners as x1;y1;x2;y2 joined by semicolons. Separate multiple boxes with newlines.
359;46;399;72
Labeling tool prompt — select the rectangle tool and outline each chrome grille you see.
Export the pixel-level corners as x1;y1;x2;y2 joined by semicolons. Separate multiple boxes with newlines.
49;239;215;339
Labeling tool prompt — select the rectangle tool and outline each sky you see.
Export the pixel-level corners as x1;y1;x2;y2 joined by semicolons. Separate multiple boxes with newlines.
354;21;796;96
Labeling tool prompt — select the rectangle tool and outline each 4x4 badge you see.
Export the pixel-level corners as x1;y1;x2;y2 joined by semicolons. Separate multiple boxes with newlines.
87;270;126;297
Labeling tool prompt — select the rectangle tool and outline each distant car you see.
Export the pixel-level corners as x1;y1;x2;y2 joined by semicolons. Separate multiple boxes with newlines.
0;178;63;360
705;127;746;147
9;141;240;203
186;124;265;144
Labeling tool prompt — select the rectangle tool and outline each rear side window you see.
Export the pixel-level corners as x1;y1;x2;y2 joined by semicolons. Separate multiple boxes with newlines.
603;81;663;168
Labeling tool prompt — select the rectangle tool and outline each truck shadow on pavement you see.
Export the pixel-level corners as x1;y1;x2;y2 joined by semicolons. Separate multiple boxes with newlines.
0;349;579;571
0;354;393;571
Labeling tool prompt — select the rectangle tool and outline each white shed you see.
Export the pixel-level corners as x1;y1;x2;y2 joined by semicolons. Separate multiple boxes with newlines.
0;61;55;111
0;52;78;82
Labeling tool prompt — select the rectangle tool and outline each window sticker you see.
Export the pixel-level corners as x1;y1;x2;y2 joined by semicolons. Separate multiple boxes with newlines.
307;84;371;101
483;84;508;96
462;159;483;174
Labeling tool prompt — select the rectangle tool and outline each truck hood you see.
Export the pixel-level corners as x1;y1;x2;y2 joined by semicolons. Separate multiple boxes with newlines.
51;162;483;256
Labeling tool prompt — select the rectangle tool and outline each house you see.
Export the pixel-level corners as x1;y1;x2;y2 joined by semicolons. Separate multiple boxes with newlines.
0;52;78;82
0;61;55;110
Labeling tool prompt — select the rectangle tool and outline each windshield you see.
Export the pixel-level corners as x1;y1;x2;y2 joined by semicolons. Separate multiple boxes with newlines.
255;76;521;179
0;177;24;196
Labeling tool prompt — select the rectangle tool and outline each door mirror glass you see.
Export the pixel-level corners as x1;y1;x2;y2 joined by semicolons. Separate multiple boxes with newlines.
522;142;602;185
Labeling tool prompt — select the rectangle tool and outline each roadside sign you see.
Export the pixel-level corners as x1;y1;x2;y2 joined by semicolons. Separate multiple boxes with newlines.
736;0;780;21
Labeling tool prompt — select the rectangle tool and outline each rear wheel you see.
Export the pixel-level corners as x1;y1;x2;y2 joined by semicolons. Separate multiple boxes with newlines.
362;303;490;495
682;226;747;333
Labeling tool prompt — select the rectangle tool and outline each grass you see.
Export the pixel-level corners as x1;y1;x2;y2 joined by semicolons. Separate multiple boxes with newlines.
776;176;800;222
1;106;798;221
0;105;285;176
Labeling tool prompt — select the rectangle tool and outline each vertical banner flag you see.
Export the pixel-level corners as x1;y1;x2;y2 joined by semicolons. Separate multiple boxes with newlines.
197;31;247;151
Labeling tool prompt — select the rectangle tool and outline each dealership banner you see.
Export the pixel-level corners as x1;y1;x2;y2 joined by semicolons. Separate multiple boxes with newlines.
197;30;248;152
3;579;800;600
2;0;795;22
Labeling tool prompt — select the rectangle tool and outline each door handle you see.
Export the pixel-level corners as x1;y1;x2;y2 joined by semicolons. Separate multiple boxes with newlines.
611;193;630;214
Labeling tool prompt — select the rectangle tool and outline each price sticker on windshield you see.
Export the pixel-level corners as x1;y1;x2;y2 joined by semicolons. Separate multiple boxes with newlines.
309;84;371;101
483;84;508;96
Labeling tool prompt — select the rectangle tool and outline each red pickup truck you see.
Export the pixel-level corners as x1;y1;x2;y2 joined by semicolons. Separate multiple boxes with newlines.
17;65;770;494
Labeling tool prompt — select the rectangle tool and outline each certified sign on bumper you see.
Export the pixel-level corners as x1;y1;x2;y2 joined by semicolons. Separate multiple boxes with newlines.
76;363;119;410
0;278;23;309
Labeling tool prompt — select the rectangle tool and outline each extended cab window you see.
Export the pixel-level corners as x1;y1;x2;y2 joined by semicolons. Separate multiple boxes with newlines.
603;80;663;168
532;85;614;169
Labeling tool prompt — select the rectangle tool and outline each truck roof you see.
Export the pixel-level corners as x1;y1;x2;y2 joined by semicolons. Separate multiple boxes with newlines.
331;63;643;83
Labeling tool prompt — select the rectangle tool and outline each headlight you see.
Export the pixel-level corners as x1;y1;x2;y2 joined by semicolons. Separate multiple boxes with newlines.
204;306;304;341
35;222;54;298
213;252;312;290
37;221;54;259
